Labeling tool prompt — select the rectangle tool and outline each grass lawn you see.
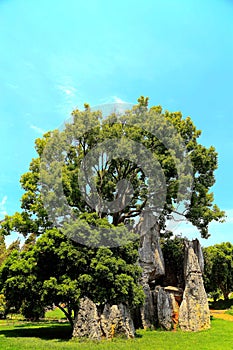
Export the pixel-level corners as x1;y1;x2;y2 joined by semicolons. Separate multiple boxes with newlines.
0;318;232;350
45;308;67;320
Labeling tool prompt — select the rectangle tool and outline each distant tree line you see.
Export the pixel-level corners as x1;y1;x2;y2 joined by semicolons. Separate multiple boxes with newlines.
203;242;233;301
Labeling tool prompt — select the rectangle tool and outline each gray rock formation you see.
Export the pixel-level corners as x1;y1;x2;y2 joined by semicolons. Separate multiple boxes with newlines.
73;235;210;338
137;227;210;332
138;211;165;284
157;286;173;330
179;242;210;331
101;303;135;339
140;284;156;329
191;239;205;273
137;211;165;328
72;298;135;339
156;286;183;330
72;297;102;339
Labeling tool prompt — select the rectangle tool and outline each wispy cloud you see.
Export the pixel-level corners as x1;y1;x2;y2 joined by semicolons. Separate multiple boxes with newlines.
112;96;127;104
30;124;45;134
0;195;7;219
55;83;79;116
57;84;77;98
99;96;129;104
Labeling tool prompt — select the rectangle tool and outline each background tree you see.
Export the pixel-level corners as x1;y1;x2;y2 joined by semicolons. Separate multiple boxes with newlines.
160;235;186;289
0;235;22;318
203;242;233;300
0;220;144;328
0;234;7;267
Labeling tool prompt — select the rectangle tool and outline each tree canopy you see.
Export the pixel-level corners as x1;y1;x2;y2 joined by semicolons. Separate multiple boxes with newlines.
0;97;224;240
0;224;143;326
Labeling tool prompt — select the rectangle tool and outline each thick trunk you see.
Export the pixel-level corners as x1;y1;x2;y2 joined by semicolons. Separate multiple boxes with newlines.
56;304;74;329
220;284;229;301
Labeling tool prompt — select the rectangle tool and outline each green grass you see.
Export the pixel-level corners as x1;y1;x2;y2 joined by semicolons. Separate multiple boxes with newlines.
0;318;232;350
45;308;66;320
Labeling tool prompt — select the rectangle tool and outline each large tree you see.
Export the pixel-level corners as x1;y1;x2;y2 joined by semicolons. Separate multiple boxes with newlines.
0;97;224;240
0;97;224;326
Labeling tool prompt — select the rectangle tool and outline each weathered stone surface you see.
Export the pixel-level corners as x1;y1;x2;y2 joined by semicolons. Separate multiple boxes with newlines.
73;237;210;337
73;298;135;339
157;286;173;330
164;286;183;294
72;297;102;340
140;284;156;329
138;211;165;284
179;244;210;331
192;239;204;274
101;303;135;339
137;211;165;328
155;286;183;331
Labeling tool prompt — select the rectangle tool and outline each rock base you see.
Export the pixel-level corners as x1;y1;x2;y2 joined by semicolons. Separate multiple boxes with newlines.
72;297;135;340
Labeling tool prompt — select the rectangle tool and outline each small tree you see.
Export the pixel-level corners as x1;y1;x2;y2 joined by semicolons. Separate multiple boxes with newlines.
203;242;233;300
0;222;144;328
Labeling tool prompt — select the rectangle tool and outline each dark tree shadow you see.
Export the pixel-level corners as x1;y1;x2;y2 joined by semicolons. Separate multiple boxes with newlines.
0;324;72;341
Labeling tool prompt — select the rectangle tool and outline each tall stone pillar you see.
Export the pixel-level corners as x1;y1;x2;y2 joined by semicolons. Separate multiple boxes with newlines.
179;241;210;331
137;211;165;328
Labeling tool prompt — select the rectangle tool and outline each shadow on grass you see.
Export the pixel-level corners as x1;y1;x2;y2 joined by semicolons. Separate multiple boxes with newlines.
0;324;72;341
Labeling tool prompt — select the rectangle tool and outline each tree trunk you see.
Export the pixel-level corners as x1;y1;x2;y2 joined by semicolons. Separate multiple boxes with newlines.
56;304;74;329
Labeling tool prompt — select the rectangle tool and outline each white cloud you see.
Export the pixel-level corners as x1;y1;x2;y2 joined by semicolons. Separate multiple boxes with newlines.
30;124;45;134
112;96;127;104
100;96;129;104
57;84;77;97
0;195;7;207
55;83;79;117
0;195;7;219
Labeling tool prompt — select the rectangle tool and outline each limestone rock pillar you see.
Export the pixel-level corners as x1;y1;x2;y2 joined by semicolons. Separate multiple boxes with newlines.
179;241;210;331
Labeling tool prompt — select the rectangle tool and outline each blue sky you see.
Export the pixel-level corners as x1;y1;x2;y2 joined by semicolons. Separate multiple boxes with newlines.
0;0;232;246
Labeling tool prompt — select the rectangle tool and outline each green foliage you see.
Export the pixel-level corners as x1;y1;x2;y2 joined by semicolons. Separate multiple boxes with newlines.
21;233;37;252
0;294;6;318
204;242;233;300
0;235;21;269
0;97;224;239
209;298;233;310
0;234;7;267
20;300;45;320
160;235;185;287
0;226;143;328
